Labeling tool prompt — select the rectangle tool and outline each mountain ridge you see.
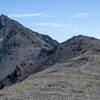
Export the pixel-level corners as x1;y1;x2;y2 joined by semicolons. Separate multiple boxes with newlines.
0;14;59;87
0;15;100;100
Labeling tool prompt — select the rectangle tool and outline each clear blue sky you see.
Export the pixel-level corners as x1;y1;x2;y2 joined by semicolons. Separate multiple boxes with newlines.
0;0;100;42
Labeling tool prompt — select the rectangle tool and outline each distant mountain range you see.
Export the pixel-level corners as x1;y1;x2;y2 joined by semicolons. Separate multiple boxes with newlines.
0;14;100;100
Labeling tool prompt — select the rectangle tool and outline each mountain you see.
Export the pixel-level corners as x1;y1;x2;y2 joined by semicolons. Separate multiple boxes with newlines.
0;14;59;87
45;35;100;65
1;14;100;99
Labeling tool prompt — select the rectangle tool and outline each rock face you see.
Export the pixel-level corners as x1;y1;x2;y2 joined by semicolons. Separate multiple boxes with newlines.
0;14;59;86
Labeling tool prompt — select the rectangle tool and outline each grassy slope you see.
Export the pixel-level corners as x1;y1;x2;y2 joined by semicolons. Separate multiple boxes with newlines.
0;51;100;100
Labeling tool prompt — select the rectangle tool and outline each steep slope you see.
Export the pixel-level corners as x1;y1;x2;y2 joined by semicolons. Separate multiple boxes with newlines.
1;51;100;100
0;14;58;86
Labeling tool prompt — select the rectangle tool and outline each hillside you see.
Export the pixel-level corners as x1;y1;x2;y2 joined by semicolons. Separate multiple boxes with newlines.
45;35;100;66
0;51;100;100
0;14;58;87
0;15;100;100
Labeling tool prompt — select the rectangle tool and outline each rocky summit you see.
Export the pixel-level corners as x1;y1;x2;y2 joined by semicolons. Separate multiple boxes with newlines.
0;15;100;100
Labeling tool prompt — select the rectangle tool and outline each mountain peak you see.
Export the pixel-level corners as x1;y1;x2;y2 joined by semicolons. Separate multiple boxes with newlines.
73;35;97;40
0;14;10;22
0;14;8;18
0;14;59;87
0;14;12;28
